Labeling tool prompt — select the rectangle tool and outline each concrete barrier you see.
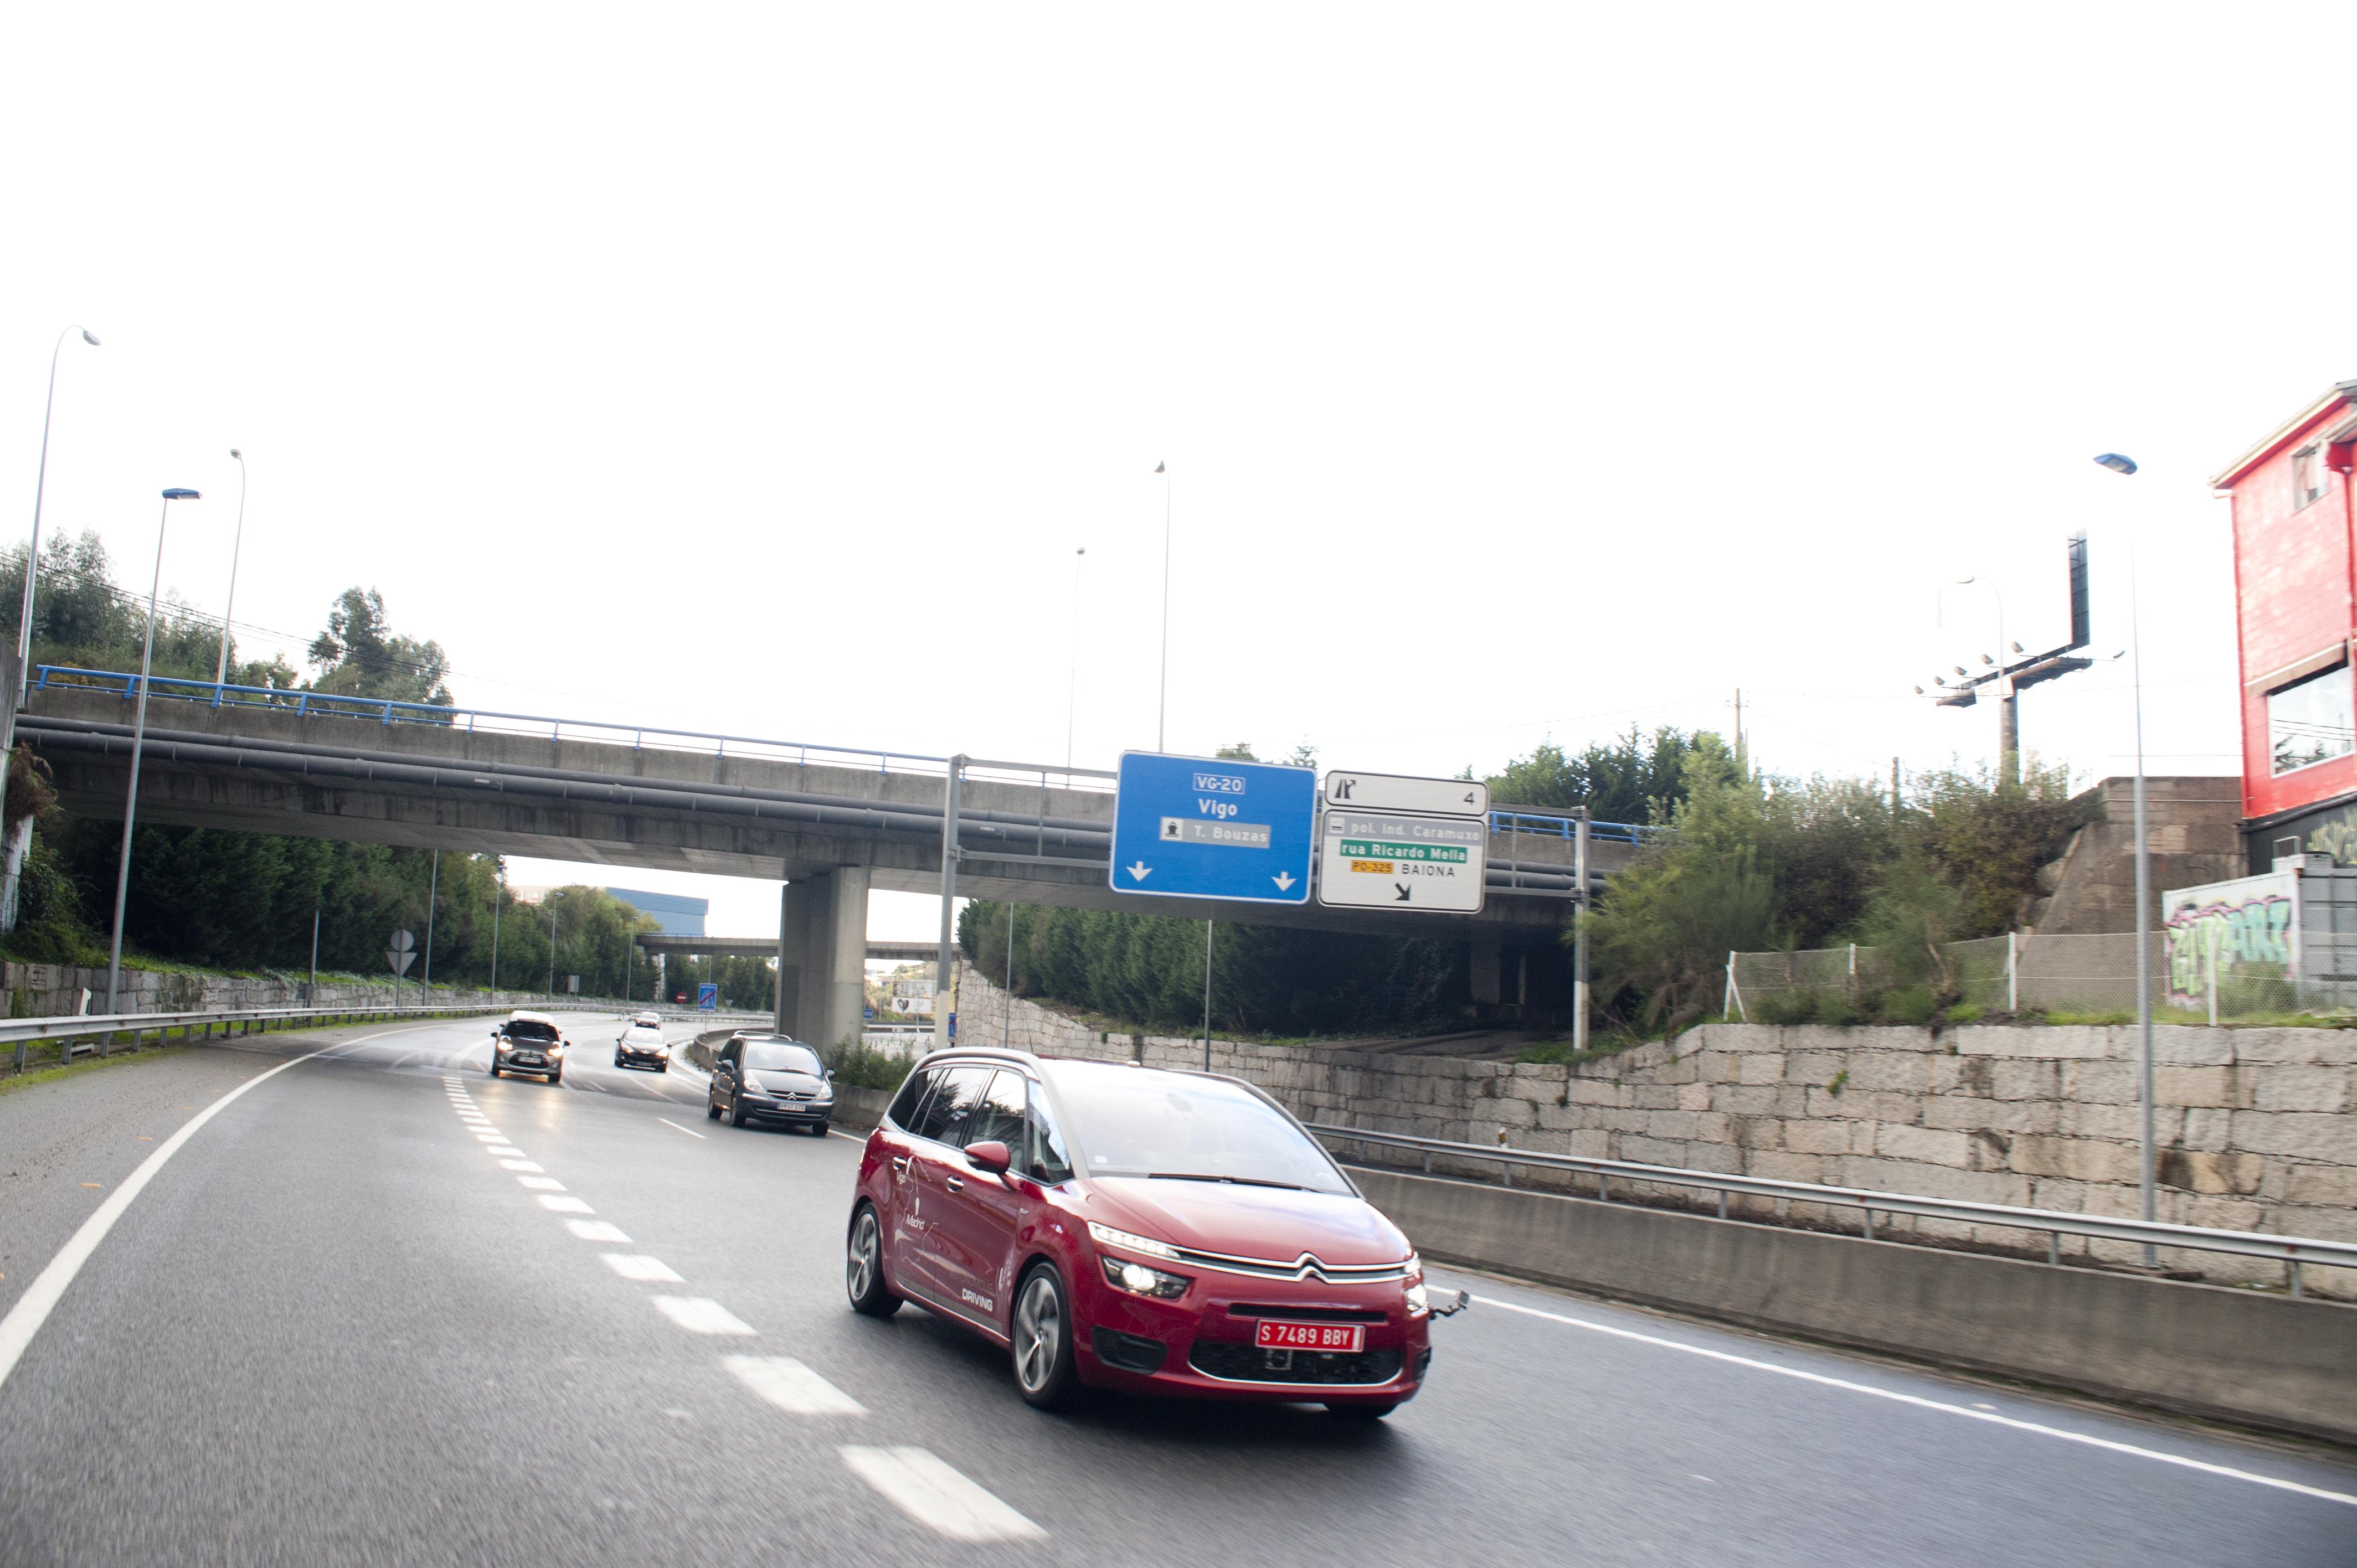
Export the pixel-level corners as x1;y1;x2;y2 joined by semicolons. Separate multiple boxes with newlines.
1354;1166;2357;1446
828;1086;893;1131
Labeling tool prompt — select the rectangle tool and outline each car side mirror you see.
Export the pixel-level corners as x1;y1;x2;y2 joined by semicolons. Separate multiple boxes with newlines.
489;1029;500;1039
964;1140;1011;1174
825;1068;836;1081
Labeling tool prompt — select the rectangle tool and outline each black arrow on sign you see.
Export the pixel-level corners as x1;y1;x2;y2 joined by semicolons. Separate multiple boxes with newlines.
1394;884;1411;901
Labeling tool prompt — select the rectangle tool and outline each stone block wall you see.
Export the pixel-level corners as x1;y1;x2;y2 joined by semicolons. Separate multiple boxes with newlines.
1;961;554;1018
950;962;2356;1296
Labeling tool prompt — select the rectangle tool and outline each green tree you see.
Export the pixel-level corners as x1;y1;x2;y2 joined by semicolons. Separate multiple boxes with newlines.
307;587;455;705
1480;726;1705;823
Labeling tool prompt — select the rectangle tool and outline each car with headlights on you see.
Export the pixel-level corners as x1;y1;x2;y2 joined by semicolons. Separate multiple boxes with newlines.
844;1050;1460;1419
614;1020;671;1072
488;1012;568;1083
707;1035;835;1133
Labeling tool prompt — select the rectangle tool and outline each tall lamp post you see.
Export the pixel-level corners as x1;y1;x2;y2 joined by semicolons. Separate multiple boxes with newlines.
17;326;101;705
1066;545;1085;772
213;449;247;695
105;487;203;1014
2093;451;2156;1262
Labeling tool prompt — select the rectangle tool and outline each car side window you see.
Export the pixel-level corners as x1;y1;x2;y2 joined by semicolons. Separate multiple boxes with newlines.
886;1066;938;1131
910;1066;992;1145
960;1070;1028;1151
1027;1082;1073;1183
719;1041;739;1070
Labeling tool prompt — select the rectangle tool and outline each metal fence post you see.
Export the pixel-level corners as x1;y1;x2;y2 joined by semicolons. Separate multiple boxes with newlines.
2007;931;2018;1013
2207;920;2220;1028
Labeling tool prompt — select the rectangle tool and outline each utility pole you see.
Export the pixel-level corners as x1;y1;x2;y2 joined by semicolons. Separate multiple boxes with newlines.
934;757;964;1050
1732;688;1744;775
307;900;320;1003
489;874;502;998
547;897;558;1001
1003;900;1015;1049
1890;756;1901;816
1155;462;1171;752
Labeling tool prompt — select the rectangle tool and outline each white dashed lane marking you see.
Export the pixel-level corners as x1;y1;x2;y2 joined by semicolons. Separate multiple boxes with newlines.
600;1254;683;1283
650;1297;755;1335
839;1446;1044;1543
566;1219;632;1243
538;1195;594;1214
500;1160;545;1172
518;1177;566;1191
726;1356;866;1416
655;1118;706;1139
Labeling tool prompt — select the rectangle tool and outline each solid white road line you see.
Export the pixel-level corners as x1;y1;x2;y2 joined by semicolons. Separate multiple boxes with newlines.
725;1355;867;1416
537;1195;594;1214
649;1297;755;1335
0;1023;423;1395
517;1177;567;1191
565;1219;632;1243
838;1446;1044;1543
1471;1294;2357;1509
600;1254;683;1283
655;1118;706;1139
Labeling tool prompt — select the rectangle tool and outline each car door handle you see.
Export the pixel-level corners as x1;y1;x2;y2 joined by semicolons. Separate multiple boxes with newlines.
890;1156;909;1175
944;1175;964;1193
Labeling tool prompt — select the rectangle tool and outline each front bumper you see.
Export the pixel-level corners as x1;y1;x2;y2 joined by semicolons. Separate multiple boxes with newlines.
1072;1258;1428;1406
734;1095;831;1125
498;1051;562;1074
616;1049;670;1067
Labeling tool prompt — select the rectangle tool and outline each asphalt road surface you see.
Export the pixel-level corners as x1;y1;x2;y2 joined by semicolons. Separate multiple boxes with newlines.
2;1016;2351;1566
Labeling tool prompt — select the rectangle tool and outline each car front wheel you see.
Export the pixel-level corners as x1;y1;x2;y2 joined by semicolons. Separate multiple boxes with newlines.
1011;1262;1082;1410
706;1094;721;1121
846;1205;900;1318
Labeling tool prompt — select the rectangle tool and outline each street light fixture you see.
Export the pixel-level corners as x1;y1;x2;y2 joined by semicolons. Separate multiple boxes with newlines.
17;326;101;704
2093;450;2155;1265
213;449;247;695
105;487;202;1014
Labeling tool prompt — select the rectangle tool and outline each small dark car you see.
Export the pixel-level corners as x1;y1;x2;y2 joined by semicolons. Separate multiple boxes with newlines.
488;1012;568;1082
707;1035;835;1133
614;1022;671;1072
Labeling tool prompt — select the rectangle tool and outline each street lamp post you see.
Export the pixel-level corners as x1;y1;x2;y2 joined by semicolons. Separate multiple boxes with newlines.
16;326;101;706
2093;451;2157;1264
213;450;247;696
1066;546;1085;772
105;488;202;1014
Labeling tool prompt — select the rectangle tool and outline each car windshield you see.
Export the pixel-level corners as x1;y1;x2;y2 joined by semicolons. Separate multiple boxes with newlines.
1042;1063;1350;1194
743;1041;822;1075
506;1021;559;1042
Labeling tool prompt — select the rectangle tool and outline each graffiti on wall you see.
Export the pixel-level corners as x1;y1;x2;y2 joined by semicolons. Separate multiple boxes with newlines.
2162;870;2298;1005
2307;806;2357;866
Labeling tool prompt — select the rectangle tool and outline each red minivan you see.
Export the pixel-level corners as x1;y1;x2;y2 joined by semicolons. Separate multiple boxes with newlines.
845;1049;1437;1419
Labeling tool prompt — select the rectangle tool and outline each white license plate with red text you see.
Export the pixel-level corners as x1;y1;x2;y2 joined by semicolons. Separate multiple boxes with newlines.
1254;1319;1365;1353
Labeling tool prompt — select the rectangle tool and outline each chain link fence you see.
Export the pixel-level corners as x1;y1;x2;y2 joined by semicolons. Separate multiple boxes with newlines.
1727;930;2333;1024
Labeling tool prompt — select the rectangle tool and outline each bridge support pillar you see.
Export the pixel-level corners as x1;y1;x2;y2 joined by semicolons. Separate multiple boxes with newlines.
780;868;869;1049
821;866;870;1050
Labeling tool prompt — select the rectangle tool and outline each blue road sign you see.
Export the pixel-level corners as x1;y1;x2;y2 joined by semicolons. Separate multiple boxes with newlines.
1109;752;1316;905
697;983;719;1010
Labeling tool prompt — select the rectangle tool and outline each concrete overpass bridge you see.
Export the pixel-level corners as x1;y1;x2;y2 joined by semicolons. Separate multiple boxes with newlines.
17;669;1646;1048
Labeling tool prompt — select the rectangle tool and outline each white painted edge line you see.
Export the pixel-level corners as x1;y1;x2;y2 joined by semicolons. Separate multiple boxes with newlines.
650;1296;755;1335
655;1118;706;1139
600;1253;683;1282
0;1026;415;1395
839;1445;1044;1542
827;1128;867;1144
1470;1293;2357;1509
724;1354;866;1416
565;1219;632;1243
537;1195;594;1214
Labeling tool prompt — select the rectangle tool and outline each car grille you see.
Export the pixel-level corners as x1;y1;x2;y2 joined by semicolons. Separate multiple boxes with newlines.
1187;1343;1404;1386
1158;1246;1415;1286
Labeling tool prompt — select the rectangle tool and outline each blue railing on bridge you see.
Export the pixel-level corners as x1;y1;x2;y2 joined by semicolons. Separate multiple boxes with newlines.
29;664;1668;842
27;664;1012;783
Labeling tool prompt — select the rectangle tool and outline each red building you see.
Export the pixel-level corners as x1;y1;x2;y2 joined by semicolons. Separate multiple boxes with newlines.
2212;379;2357;867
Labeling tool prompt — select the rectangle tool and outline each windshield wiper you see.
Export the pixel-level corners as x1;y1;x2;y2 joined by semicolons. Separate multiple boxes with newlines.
1144;1173;1313;1191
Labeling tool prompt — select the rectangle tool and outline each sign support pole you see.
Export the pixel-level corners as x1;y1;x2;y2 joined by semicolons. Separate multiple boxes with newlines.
1202;919;1213;1072
1573;807;1591;1055
935;757;964;1050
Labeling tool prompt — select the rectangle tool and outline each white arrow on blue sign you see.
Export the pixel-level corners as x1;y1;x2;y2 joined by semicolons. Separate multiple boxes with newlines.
1109;752;1316;905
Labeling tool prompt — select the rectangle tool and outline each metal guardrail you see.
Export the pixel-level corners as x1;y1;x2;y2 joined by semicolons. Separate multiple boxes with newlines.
1488;809;1660;845
29;665;1112;793
1306;1123;2357;1297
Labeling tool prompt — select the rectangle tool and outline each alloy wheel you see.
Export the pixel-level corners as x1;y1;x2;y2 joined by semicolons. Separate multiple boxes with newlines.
847;1210;880;1303
1013;1272;1062;1394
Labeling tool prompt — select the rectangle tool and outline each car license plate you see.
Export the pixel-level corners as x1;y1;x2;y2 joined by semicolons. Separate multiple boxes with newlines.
1254;1320;1364;1353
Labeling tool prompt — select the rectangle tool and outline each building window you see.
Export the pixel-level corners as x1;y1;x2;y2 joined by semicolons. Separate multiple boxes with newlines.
2293;445;2327;509
2270;661;2355;774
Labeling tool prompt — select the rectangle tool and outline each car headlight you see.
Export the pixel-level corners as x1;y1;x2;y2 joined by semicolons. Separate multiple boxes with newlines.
1100;1255;1191;1300
1086;1221;1180;1262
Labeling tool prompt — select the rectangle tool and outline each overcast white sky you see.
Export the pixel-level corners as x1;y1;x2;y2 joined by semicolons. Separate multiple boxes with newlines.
6;5;2353;939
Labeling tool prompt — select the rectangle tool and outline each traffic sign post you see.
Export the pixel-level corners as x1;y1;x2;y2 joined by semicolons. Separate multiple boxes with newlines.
697;983;719;1011
1109;752;1316;905
1316;770;1489;914
385;929;416;1007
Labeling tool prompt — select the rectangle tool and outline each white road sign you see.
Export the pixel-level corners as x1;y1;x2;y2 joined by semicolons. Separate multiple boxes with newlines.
1322;771;1488;819
1317;808;1488;912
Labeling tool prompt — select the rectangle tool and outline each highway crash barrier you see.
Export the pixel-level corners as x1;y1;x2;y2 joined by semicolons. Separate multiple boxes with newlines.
1352;1165;2357;1446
